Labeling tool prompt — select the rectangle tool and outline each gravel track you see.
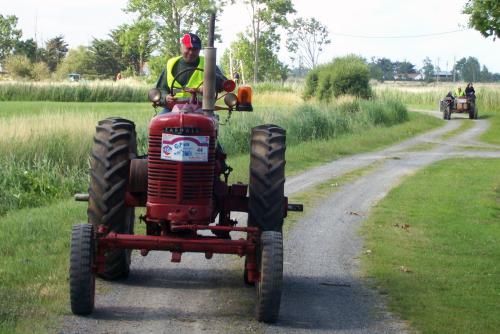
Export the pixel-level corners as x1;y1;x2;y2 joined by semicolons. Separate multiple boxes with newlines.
62;112;500;334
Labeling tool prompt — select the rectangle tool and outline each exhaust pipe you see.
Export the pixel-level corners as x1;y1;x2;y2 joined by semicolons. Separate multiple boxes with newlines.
202;12;217;113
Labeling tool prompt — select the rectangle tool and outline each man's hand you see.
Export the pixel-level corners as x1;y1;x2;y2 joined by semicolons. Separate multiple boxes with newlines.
166;94;176;104
197;86;203;95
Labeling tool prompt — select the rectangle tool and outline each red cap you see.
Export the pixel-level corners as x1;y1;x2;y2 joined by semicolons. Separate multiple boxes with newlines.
180;33;202;49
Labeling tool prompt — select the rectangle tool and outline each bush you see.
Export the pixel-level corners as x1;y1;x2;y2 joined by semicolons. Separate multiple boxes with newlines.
304;55;371;102
31;62;51;81
3;55;32;79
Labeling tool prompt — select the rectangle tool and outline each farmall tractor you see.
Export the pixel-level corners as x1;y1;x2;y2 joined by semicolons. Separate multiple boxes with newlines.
440;93;478;120
69;14;301;323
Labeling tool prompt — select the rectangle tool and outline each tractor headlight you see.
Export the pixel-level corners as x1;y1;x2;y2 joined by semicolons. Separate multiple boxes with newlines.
148;88;162;103
224;93;238;108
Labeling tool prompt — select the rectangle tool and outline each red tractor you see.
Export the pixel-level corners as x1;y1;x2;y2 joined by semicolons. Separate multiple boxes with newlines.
69;14;302;323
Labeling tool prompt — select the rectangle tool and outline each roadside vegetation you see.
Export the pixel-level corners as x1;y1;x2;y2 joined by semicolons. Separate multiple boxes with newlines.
361;158;500;334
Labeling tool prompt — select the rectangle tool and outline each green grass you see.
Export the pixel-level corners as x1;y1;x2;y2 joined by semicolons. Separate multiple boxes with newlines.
0;199;86;334
361;158;500;334
480;112;500;145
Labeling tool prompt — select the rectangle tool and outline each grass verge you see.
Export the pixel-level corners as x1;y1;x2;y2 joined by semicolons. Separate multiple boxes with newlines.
361;158;500;334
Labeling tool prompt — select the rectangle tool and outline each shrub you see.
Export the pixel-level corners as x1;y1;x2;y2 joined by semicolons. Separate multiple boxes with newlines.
304;55;371;102
3;55;32;79
31;62;51;81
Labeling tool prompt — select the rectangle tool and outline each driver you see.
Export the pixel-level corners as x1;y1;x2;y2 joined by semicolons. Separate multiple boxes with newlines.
155;33;227;114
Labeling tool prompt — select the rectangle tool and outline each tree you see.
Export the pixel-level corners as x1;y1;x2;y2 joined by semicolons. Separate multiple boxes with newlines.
88;38;125;78
422;57;435;82
14;38;39;62
115;19;157;75
394;61;416;80
455;56;481;81
286;17;330;69
243;0;295;83
0;14;22;62
42;36;68;72
220;31;288;82
56;46;96;78
463;0;500;39
126;0;225;60
376;58;395;80
480;65;492;81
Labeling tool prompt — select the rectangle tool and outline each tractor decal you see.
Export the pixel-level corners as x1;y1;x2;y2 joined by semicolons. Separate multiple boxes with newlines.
161;133;209;162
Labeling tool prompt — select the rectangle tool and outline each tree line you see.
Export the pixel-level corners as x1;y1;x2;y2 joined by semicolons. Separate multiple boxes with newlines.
368;56;500;83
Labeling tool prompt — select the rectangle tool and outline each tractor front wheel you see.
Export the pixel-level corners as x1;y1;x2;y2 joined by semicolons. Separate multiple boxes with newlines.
88;117;136;280
70;224;95;315
255;231;283;323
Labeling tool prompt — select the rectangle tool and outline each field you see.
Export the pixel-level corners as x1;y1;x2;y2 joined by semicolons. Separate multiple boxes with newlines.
362;158;500;334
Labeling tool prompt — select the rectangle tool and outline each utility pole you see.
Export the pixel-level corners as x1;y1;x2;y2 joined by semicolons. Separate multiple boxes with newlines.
453;56;456;82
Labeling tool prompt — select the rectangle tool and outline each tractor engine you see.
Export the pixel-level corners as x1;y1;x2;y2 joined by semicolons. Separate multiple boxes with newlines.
146;111;217;228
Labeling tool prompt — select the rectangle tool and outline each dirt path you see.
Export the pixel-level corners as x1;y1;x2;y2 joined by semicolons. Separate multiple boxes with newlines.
62;114;500;334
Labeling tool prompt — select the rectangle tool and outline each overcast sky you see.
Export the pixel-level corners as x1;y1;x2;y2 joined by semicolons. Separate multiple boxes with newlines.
2;0;499;72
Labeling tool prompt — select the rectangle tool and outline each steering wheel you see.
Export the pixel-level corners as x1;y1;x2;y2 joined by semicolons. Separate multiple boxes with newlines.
169;67;204;97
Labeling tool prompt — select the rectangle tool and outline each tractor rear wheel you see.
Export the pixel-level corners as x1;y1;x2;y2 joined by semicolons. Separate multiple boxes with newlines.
88;117;136;280
248;124;286;232
70;224;95;315
469;107;475;119
255;231;283;323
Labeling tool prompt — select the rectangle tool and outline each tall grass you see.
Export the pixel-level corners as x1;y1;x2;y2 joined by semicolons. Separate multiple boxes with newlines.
0;82;149;102
373;83;500;112
0;97;407;215
0;80;304;103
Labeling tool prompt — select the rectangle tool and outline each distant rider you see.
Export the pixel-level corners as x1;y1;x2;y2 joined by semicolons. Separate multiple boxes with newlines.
454;87;465;97
465;82;475;96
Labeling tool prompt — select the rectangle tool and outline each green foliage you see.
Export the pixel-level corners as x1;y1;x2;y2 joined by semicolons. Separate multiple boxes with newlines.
454;56;481;82
220;32;288;82
14;38;39;62
463;0;500;39
88;38;124;79
286;17;330;69
3;55;32;79
422;57;435;82
55;46;96;79
243;0;295;82
0;83;149;102
115;19;157;76
41;36;68;72
126;0;225;59
304;55;371;101
363;158;500;334
30;62;50;81
0;14;22;62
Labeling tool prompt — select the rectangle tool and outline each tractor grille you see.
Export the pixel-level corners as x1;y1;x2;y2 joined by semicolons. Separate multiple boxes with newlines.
147;134;215;202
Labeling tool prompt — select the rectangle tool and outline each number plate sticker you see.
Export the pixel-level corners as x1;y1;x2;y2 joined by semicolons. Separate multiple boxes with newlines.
161;134;210;162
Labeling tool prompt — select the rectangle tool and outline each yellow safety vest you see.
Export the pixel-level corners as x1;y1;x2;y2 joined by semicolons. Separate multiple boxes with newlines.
166;56;205;99
454;89;464;97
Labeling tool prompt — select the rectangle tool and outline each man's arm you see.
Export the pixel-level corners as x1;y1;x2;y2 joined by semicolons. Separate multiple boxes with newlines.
215;66;228;93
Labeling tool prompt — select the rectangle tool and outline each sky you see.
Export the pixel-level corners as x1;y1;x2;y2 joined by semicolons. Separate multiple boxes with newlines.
2;0;499;72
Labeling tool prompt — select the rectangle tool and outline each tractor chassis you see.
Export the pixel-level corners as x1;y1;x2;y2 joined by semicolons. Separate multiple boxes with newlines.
94;224;261;283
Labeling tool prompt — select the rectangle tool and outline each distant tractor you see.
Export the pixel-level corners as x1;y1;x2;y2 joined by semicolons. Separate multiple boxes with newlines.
440;93;478;120
69;13;302;323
